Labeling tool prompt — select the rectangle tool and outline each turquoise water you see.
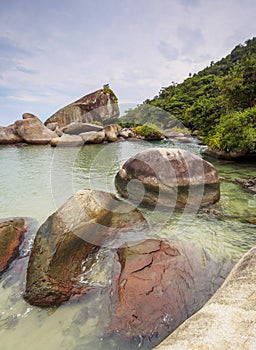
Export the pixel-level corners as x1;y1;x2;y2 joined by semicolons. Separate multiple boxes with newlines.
0;140;255;349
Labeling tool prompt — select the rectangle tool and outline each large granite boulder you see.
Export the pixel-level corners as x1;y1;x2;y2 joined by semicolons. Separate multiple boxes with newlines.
0;124;23;144
108;239;230;339
62;122;103;135
24;189;147;307
15;113;57;144
115;148;220;209
0;218;26;274
154;246;256;350
50;134;84;147
44;88;120;129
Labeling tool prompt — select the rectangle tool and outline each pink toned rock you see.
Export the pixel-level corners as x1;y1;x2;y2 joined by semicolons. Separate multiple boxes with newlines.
15;113;57;144
0;125;23;144
108;239;229;339
0;218;26;274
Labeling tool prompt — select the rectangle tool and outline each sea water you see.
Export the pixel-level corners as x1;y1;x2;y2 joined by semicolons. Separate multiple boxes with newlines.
0;140;255;349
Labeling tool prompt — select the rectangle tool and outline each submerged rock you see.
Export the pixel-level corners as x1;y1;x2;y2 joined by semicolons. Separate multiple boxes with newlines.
44;88;120;129
115;148;220;210
24;189;147;307
15;113;57;144
0;125;23;144
108;239;230;339
154;246;256;350
236;176;256;194
0;218;26;274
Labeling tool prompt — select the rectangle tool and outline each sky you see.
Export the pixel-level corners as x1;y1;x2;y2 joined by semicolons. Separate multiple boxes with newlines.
0;0;255;126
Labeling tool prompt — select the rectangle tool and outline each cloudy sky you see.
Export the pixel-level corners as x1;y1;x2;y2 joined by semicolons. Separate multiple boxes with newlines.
0;0;255;126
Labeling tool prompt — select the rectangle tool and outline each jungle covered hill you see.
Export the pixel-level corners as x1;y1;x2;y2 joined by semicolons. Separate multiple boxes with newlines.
120;37;256;159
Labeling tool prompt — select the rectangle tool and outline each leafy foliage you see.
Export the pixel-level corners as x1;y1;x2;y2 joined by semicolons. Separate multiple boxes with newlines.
133;123;163;140
103;84;118;103
206;106;256;153
120;37;256;155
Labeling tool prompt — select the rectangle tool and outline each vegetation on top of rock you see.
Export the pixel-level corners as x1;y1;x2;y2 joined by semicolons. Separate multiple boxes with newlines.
103;83;118;103
133;123;163;140
120;37;256;157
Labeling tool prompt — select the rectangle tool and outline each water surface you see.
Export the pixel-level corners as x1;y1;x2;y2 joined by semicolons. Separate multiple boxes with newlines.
0;140;255;349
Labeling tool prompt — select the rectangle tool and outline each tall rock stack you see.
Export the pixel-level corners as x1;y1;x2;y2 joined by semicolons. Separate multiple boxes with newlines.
44;87;120;130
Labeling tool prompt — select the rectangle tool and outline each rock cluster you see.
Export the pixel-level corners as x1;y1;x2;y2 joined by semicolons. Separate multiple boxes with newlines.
0;88;120;146
49;122;122;147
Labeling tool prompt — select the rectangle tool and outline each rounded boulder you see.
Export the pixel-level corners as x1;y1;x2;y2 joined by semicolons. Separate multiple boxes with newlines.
115;148;220;209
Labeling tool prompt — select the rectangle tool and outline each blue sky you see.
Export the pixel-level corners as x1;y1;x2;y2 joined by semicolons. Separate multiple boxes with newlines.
0;0;255;126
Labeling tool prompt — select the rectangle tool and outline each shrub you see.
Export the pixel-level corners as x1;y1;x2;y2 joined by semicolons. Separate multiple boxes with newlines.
133;123;163;140
206;106;256;153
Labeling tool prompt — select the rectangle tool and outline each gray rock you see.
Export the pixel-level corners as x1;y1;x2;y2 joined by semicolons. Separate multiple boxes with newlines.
154;247;256;350
164;130;185;138
115;148;220;209
44;88;120;128
80;130;105;144
62;122;103;135
119;128;133;138
50;134;84;147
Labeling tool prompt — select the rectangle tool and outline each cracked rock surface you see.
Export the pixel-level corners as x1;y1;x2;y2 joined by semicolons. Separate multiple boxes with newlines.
108;239;231;339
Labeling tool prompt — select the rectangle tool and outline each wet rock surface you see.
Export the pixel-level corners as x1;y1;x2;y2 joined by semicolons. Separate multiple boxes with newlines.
115;148;220;209
108;239;231;340
24;189;147;307
0;218;26;274
236;176;256;194
154;246;256;350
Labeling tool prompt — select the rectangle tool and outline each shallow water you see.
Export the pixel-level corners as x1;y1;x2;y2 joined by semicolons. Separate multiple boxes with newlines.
0;140;255;349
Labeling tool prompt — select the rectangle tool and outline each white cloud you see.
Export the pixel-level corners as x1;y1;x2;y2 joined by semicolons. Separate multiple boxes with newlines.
0;0;255;125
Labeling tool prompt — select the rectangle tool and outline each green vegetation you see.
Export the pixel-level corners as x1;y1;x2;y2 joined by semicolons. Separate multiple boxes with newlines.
120;37;256;157
91;120;103;126
133;123;163;140
103;83;118;103
206;106;256;154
